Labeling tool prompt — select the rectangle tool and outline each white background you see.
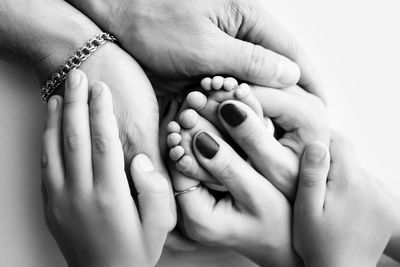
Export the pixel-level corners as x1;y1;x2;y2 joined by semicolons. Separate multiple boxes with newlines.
1;0;399;266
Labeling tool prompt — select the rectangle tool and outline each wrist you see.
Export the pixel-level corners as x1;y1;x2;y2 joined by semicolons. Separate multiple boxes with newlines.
0;0;100;82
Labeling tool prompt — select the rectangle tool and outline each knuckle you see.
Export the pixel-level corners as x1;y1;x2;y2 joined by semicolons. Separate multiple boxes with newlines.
41;150;50;171
237;124;263;148
91;136;114;156
300;171;324;188
214;156;238;181
63;134;84;152
95;192;115;214
245;45;267;80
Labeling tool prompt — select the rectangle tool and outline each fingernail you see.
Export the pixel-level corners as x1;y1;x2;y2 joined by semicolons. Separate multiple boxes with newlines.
195;132;220;159
47;97;58;114
278;60;301;86
220;103;247;127
305;142;327;163
91;83;104;98
67;70;82;89
135;154;155;172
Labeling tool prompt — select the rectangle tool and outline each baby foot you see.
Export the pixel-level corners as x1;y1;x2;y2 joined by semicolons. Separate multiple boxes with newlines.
187;76;274;134
167;109;227;191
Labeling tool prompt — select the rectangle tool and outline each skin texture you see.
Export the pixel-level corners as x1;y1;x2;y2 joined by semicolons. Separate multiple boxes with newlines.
293;135;396;267
0;0;178;226
65;0;326;101
41;70;173;267
169;99;325;266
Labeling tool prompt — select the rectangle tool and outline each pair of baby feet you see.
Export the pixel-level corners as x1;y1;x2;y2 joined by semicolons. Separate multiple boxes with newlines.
166;76;272;191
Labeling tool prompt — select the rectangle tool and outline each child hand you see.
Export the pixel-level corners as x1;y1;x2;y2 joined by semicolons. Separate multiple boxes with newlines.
294;134;395;267
41;70;173;267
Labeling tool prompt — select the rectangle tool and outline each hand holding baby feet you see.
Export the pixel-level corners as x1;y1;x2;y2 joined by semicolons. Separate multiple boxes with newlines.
171;131;302;267
293;134;396;267
186;76;267;132
166;109;227;191
217;85;330;200
41;70;173;267
166;76;274;192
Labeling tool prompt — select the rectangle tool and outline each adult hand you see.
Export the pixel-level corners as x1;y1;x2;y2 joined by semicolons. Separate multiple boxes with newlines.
171;103;310;266
0;0;178;245
41;71;173;267
294;134;396;267
65;0;325;100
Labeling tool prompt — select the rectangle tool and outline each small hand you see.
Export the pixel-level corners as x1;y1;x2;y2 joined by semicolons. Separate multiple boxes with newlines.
41;70;173;267
294;134;395;267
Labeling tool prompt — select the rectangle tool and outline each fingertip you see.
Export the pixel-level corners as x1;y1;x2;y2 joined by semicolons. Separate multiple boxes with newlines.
303;141;329;165
131;154;156;174
65;69;84;89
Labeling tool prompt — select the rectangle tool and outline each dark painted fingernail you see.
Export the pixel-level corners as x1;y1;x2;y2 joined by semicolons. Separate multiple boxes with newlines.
220;103;247;127
195;132;220;159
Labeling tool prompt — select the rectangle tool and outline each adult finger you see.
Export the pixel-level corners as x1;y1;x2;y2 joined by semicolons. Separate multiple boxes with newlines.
89;82;125;188
218;100;298;198
130;154;173;246
212;33;301;89
329;131;357;187
192;131;280;211
295;142;330;215
171;166;233;244
234;0;326;101
42;96;64;195
63;69;93;190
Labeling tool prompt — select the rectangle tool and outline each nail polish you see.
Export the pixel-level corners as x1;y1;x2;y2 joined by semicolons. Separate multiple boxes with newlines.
195;132;220;159
220;103;247;127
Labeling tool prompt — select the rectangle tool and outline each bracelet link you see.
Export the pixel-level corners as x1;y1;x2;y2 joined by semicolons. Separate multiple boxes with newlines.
40;32;117;102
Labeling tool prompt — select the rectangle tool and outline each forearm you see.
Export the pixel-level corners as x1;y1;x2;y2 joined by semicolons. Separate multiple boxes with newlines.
0;0;100;82
65;0;117;34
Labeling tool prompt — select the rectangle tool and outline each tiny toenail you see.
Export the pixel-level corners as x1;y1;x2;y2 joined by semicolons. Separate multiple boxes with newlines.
220;103;247;127
195;132;220;159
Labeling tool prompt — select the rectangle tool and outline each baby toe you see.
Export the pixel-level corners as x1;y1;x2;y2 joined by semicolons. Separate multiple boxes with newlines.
234;83;251;99
176;155;194;173
201;77;212;91
223;77;238;91
169;146;185;161
211;76;224;90
186;91;207;111
179;109;200;129
167;121;181;133
167;132;182;147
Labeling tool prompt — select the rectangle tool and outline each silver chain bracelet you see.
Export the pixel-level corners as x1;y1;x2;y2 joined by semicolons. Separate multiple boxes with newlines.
40;32;117;102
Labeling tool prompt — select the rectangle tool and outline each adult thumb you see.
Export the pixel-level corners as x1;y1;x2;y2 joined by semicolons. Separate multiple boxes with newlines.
130;154;173;243
212;33;300;88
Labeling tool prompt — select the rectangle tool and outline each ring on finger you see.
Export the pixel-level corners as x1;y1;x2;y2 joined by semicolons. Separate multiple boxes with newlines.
174;184;202;197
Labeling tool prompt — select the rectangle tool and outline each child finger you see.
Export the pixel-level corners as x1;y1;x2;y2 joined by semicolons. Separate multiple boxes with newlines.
295;142;330;215
89;82;125;188
62;70;93;190
42;96;65;194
